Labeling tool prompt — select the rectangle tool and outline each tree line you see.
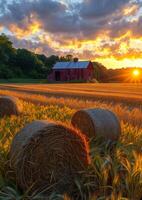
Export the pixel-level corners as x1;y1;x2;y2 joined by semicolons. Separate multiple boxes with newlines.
0;34;60;79
0;34;87;79
0;34;141;82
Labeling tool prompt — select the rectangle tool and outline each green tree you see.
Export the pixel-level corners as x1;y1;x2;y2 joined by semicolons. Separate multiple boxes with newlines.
0;33;16;65
0;34;17;78
16;49;45;77
0;64;14;79
60;55;73;62
66;54;73;61
37;54;59;75
93;62;108;82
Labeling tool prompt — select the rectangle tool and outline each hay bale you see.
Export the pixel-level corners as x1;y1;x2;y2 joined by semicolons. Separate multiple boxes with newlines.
9;120;90;194
71;108;121;141
0;96;22;117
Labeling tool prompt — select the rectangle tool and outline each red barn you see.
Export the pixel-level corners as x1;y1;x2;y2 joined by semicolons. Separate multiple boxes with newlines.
48;61;94;82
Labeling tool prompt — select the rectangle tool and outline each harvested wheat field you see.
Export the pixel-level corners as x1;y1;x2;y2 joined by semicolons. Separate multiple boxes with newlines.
0;83;142;199
0;83;142;106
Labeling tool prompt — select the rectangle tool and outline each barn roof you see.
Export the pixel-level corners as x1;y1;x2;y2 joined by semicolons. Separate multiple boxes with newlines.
53;61;90;70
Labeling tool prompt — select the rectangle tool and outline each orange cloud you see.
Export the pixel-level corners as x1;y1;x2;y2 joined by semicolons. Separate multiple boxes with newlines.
35;29;142;63
9;24;39;38
9;15;41;38
1;0;142;69
123;4;139;16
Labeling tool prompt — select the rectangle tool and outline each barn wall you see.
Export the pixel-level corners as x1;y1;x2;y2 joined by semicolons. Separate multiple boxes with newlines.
60;69;82;81
83;62;94;81
47;62;94;82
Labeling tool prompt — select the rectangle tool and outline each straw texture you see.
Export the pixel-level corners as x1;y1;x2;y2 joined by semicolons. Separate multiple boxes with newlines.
9;120;90;194
71;108;121;141
0;96;22;117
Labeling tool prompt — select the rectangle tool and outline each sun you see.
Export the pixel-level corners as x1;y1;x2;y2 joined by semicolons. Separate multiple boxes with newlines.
132;69;140;77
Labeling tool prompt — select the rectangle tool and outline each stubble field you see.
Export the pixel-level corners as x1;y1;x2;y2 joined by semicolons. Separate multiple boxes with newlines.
0;83;142;199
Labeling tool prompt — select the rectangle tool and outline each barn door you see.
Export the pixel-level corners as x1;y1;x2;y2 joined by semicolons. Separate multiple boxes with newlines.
55;71;61;81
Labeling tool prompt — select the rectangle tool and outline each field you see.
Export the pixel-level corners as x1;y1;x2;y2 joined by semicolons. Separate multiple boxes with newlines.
0;83;142;105
0;83;142;199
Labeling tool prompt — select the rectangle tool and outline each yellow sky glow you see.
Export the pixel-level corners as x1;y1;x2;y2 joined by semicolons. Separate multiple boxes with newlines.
8;19;142;69
123;5;139;16
95;58;142;69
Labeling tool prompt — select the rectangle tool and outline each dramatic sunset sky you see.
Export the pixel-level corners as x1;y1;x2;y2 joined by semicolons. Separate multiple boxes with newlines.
0;0;142;68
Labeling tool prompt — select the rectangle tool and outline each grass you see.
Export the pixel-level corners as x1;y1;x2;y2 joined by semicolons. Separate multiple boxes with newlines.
0;83;142;106
0;89;142;129
0;79;47;84
0;83;142;199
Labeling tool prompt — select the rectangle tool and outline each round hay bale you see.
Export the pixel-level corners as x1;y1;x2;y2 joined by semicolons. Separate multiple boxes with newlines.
9;120;90;194
71;108;121;141
0;96;22;117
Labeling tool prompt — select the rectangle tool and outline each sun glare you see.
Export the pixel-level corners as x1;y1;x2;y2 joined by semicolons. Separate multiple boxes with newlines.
133;69;140;77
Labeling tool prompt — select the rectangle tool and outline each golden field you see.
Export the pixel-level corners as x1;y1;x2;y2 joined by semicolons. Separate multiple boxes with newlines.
0;83;142;105
0;83;142;128
0;83;142;199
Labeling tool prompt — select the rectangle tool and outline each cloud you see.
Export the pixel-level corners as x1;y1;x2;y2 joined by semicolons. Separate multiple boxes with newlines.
0;0;141;37
0;0;142;65
9;34;57;56
80;0;131;19
0;0;77;35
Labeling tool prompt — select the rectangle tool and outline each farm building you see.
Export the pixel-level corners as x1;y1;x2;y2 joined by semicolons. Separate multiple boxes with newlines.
48;61;94;82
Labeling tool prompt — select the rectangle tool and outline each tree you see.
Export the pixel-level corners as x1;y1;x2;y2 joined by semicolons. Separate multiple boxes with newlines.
0;34;18;78
73;57;79;62
66;54;73;61
0;64;14;79
93;62;109;82
37;54;59;76
15;49;45;77
0;33;16;65
59;55;73;62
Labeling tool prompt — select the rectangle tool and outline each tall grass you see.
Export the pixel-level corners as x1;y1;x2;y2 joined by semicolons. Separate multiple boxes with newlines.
0;99;142;199
0;84;142;199
0;89;142;128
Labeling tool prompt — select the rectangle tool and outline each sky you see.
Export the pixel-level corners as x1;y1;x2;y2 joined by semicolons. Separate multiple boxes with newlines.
0;0;142;69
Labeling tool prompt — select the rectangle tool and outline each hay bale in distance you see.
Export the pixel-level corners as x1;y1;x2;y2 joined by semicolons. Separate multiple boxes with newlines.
0;96;22;117
9;120;90;193
71;108;121;141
